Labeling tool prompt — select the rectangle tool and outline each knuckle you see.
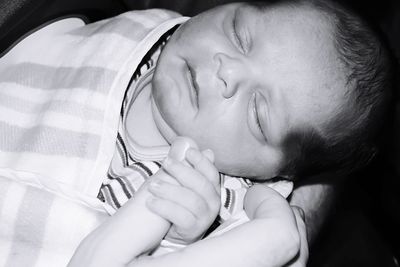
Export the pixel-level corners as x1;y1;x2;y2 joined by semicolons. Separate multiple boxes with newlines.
192;199;207;214
208;171;220;185
197;178;210;194
209;170;220;185
210;168;219;177
209;196;221;213
181;215;197;229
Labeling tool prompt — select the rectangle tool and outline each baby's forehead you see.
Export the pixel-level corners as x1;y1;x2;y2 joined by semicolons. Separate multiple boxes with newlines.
248;1;335;36
191;2;335;40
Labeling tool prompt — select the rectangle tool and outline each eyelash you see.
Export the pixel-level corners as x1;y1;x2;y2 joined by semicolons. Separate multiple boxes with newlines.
254;96;265;137
231;15;245;53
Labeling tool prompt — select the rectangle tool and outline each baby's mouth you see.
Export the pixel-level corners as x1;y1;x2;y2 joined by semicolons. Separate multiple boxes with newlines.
185;60;199;108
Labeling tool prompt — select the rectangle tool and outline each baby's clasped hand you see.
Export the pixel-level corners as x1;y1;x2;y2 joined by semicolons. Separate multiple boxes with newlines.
147;137;221;245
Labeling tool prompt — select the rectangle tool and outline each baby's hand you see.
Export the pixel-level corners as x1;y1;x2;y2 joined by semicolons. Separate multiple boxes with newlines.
147;139;220;245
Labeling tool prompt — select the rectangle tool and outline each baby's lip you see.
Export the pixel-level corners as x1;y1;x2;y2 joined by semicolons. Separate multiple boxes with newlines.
185;60;199;108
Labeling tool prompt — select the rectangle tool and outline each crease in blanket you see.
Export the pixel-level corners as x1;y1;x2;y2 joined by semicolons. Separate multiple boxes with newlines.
0;9;189;267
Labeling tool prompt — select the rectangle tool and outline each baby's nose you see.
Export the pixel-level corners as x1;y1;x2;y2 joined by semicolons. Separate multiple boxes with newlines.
213;52;244;98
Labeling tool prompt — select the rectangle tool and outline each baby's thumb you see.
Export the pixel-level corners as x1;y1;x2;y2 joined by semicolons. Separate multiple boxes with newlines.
202;149;215;163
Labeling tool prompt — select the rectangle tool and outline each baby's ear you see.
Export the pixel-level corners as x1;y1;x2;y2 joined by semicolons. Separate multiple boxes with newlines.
202;149;215;163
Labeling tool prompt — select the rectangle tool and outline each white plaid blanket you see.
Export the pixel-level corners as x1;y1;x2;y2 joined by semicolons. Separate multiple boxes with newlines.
0;9;186;267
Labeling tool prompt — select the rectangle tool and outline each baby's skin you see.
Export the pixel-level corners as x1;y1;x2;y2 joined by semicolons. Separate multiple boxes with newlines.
69;137;307;267
68;137;220;265
150;1;348;180
147;138;220;245
69;1;341;264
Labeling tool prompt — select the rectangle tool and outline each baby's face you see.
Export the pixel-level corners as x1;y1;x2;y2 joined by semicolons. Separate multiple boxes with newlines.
152;2;347;179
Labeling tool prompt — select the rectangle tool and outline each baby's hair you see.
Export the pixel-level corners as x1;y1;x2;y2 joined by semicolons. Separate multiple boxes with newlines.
258;0;397;179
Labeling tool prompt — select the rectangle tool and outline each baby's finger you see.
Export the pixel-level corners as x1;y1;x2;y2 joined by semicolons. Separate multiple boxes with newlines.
148;179;208;218
201;149;215;163
185;148;220;191
146;196;196;230
163;158;219;199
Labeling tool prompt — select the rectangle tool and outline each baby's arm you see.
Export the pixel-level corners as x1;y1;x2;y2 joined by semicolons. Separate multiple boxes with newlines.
289;173;338;243
68;171;171;266
68;137;201;267
129;185;306;267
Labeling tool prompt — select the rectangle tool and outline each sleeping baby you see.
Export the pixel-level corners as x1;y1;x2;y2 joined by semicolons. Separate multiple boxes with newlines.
0;0;393;266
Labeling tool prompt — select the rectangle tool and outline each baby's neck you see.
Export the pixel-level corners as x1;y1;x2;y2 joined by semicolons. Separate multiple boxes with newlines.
125;82;170;148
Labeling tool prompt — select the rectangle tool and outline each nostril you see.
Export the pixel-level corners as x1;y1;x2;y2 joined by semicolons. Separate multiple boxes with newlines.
213;52;222;64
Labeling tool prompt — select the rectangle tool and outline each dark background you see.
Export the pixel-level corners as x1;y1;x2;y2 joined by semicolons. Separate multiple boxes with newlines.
0;0;399;266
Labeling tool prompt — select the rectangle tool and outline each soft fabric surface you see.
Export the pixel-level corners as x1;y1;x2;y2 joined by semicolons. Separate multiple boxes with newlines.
0;9;185;266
